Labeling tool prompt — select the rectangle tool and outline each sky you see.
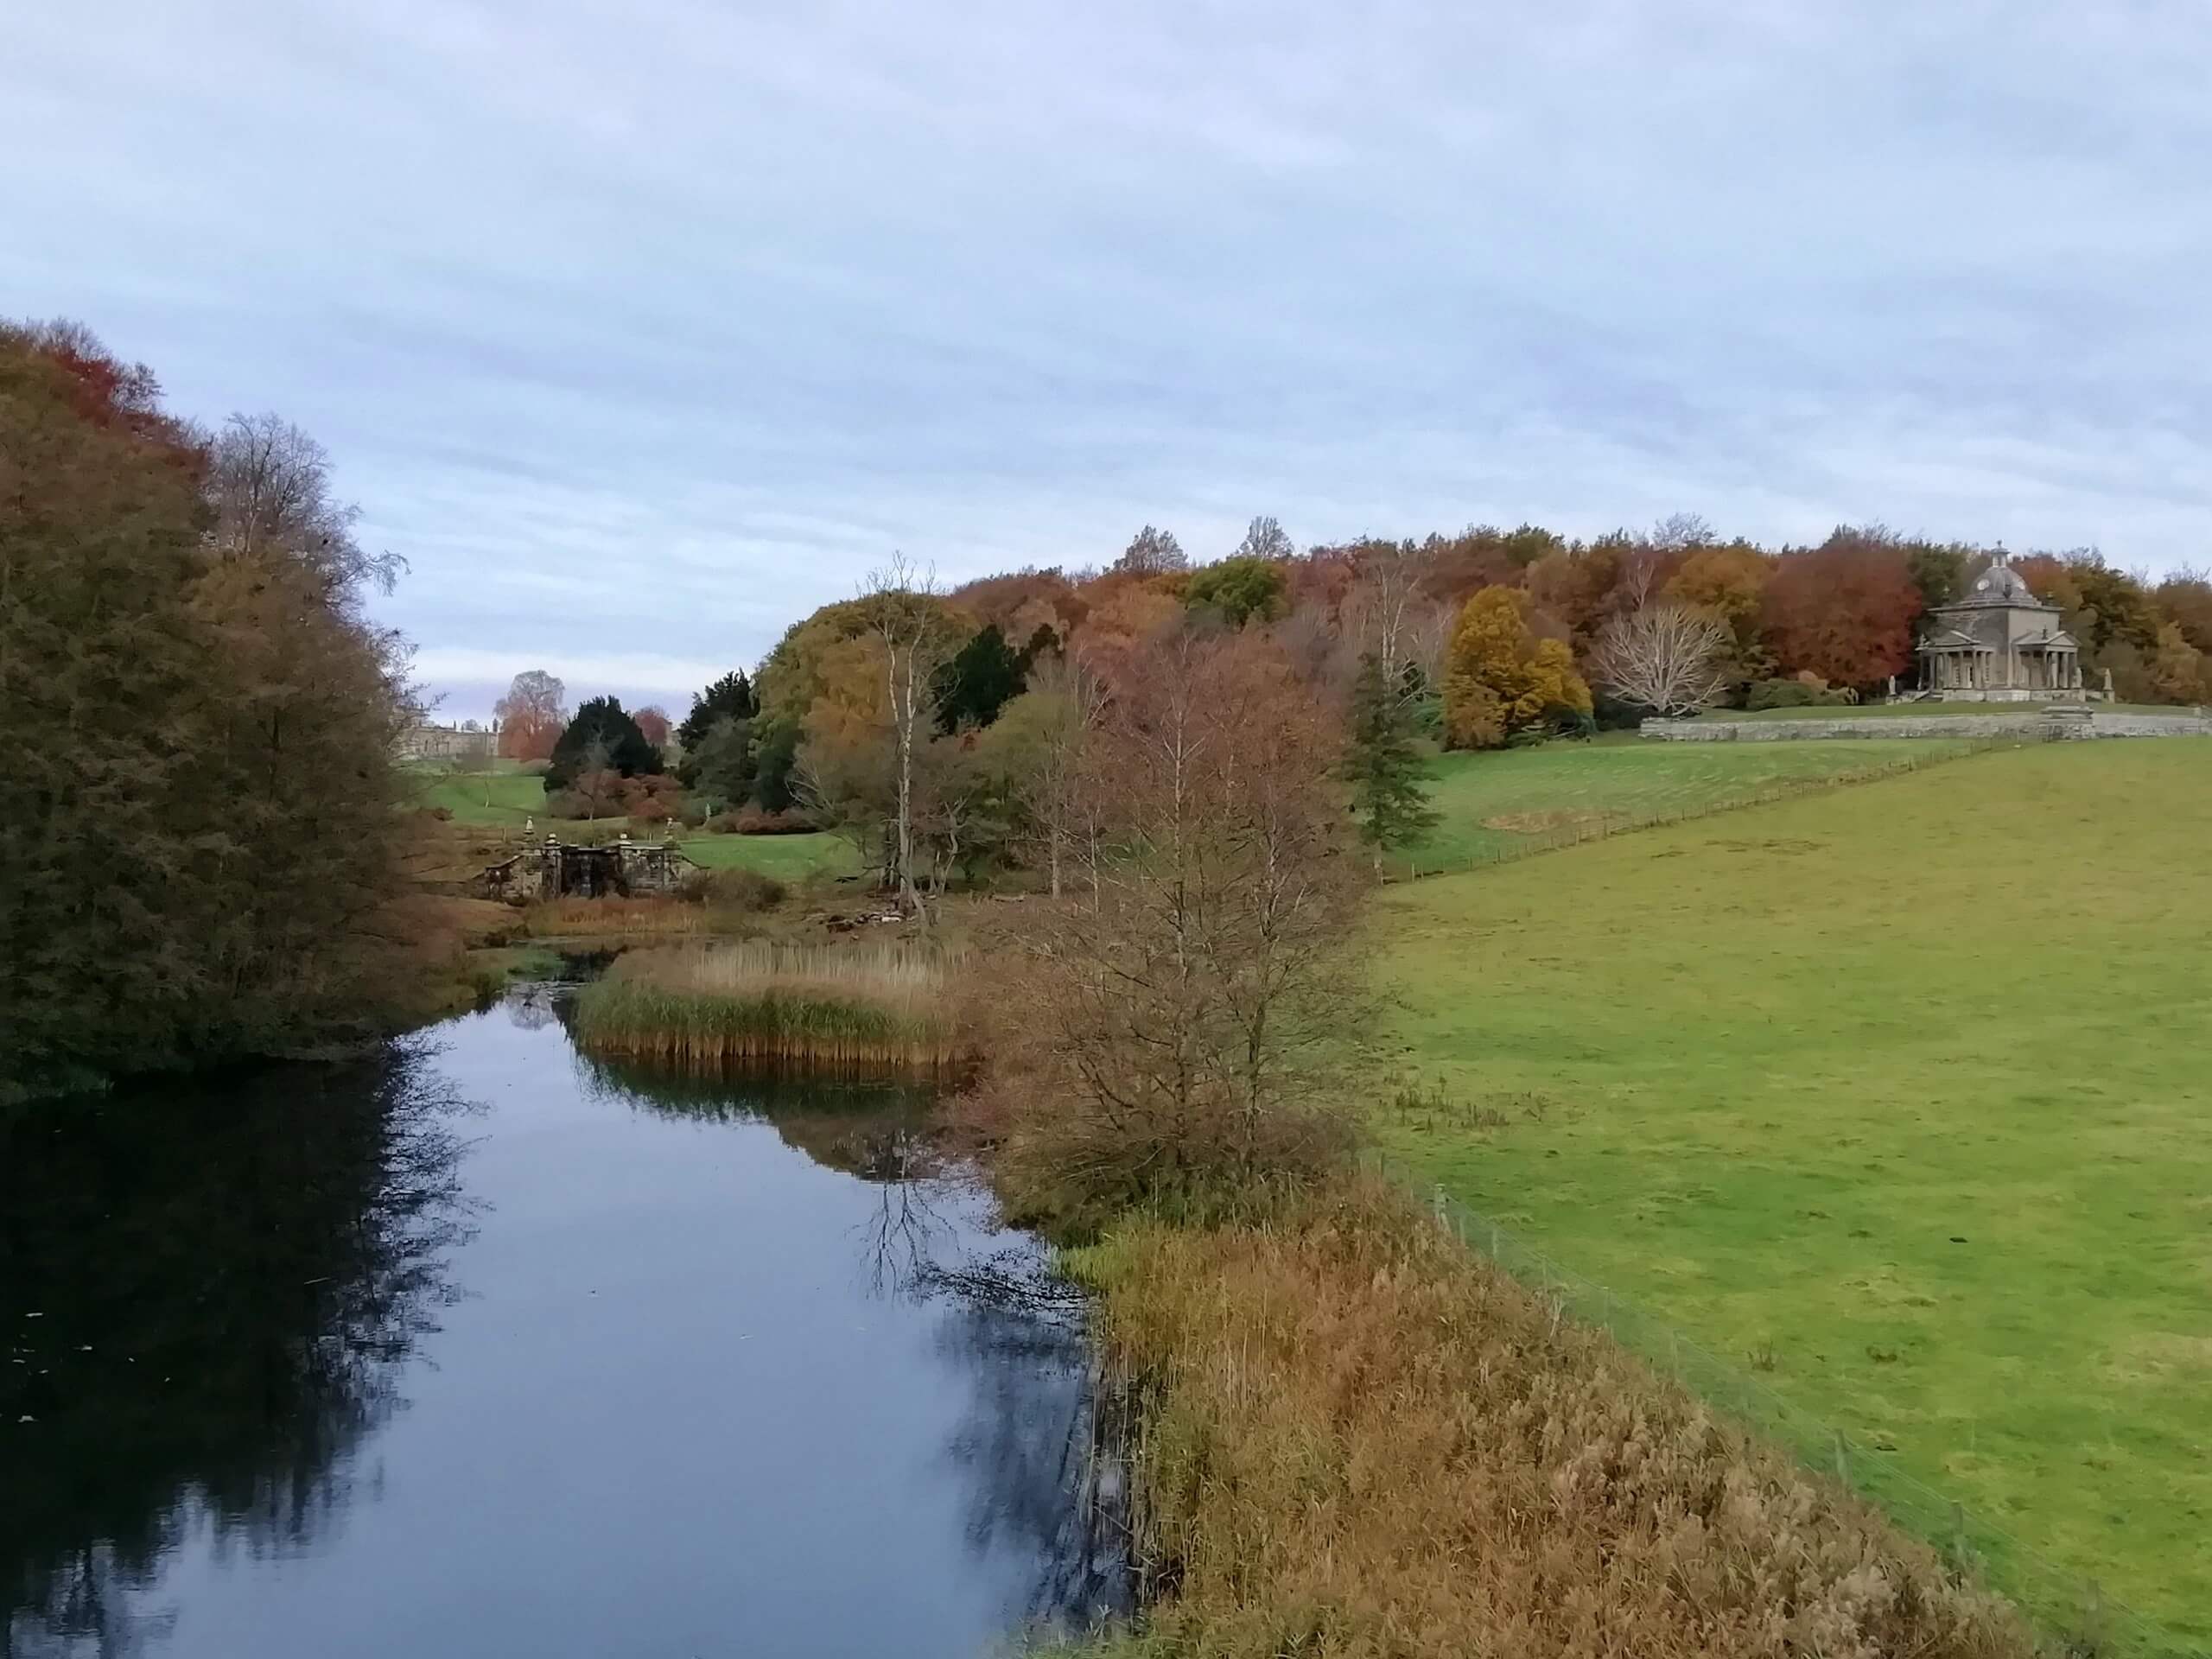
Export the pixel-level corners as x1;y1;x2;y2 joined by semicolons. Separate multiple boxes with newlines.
6;3;2209;721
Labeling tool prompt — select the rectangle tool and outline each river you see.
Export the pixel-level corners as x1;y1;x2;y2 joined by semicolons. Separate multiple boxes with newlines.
1;977;1125;1657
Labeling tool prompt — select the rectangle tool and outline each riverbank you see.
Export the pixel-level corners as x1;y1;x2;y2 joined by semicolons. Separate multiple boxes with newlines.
1052;1178;2037;1659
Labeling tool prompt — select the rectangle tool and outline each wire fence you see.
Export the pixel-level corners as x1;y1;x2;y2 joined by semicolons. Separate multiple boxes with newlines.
1384;734;2026;881
1365;1149;2201;1659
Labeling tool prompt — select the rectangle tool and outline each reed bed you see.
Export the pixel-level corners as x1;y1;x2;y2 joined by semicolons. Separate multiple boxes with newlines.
571;940;965;1076
1065;1178;2037;1659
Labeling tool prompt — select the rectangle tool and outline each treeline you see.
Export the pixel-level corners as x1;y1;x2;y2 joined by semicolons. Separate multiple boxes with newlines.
638;512;2207;898
0;322;419;1102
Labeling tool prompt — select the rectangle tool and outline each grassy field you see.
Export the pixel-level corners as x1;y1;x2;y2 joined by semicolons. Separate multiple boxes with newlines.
407;761;547;823
678;830;860;882
1395;735;1981;871
1366;741;2212;1645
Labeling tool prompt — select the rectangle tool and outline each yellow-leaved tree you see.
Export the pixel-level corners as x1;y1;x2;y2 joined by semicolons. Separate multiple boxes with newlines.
1440;586;1592;749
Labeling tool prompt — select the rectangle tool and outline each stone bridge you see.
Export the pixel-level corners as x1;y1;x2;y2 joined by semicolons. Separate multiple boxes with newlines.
474;833;693;903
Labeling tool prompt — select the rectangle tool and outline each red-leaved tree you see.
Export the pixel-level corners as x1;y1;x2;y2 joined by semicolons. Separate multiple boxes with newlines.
1759;531;1923;689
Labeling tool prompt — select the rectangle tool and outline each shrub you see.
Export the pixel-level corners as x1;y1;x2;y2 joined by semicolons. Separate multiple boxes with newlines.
721;805;817;835
677;868;786;912
1077;1180;2037;1659
1745;677;1851;710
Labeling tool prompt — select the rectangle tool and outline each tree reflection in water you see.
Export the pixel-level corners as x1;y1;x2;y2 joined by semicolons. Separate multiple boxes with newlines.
0;1044;477;1658
574;1051;1133;1633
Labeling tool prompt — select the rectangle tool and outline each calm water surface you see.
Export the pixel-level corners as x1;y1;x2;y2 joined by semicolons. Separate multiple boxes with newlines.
2;982;1123;1657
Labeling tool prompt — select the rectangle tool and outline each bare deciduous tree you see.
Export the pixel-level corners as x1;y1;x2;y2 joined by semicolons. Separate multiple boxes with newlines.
960;632;1356;1224
1011;651;1107;901
1341;543;1452;709
861;553;955;916
1587;603;1732;715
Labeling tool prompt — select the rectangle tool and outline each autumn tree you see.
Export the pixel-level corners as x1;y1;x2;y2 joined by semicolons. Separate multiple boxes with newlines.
1587;604;1732;716
2;324;416;1099
1758;531;1922;690
494;669;567;760
988;651;1106;899
962;632;1355;1224
1113;524;1188;576
1440;588;1592;749
1341;541;1452;707
1344;653;1440;869
2154;569;2212;656
632;705;673;751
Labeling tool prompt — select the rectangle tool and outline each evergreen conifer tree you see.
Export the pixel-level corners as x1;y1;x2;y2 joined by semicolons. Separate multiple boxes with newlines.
1345;652;1440;869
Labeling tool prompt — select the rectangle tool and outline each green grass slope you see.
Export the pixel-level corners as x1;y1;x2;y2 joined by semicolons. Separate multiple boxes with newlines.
1398;736;1978;871
679;831;861;882
1369;741;2212;1644
409;763;547;823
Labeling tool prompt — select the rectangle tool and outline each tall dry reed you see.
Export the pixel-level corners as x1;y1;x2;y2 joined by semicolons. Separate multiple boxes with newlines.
572;941;964;1076
1068;1178;2037;1659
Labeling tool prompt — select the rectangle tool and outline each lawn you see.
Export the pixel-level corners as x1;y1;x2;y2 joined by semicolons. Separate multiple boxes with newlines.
1365;741;2212;1647
678;830;861;883
1395;735;1980;872
407;761;548;823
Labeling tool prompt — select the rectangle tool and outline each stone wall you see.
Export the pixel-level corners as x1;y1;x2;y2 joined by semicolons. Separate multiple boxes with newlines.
1642;711;2211;742
474;836;692;902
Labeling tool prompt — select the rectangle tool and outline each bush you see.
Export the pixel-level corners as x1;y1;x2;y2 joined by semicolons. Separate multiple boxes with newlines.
676;868;787;912
1745;677;1852;710
712;805;817;835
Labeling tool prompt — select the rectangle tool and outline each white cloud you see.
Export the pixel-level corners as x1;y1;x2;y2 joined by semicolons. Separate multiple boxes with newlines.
7;0;2208;712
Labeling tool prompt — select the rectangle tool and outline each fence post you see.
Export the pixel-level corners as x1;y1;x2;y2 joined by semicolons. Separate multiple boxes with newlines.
1490;1220;1500;1257
1431;1183;1448;1232
1833;1430;1850;1488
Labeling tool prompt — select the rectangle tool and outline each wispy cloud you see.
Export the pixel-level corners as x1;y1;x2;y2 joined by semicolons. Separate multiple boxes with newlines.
7;1;2207;716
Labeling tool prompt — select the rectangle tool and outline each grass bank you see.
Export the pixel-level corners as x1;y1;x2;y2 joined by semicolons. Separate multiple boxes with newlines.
1062;1181;2032;1659
571;940;963;1076
1368;741;2212;1643
1396;736;1981;872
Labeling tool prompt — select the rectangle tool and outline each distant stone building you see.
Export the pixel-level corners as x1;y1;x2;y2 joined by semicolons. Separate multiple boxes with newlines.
397;720;500;761
1916;560;2086;700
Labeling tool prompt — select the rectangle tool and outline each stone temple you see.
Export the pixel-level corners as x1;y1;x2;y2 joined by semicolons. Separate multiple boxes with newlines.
1916;559;2084;700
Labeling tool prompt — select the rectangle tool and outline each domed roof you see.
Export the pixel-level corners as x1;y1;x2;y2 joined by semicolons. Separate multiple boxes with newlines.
1954;559;2041;608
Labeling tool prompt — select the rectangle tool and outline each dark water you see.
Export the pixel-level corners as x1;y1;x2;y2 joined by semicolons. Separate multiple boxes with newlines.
1;984;1124;1657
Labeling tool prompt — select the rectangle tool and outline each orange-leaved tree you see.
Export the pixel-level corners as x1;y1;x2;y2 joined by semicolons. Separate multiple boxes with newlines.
1440;587;1591;749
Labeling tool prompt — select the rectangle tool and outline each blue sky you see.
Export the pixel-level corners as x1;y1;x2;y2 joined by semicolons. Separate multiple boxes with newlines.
6;2;2207;720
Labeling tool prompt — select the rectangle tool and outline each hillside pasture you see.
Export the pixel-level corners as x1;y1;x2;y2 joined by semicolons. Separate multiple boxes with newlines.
1396;735;1981;871
406;760;547;823
678;830;861;884
1368;741;2212;1645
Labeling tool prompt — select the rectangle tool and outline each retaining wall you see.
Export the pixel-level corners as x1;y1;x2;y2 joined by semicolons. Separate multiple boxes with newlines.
1642;711;2212;742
